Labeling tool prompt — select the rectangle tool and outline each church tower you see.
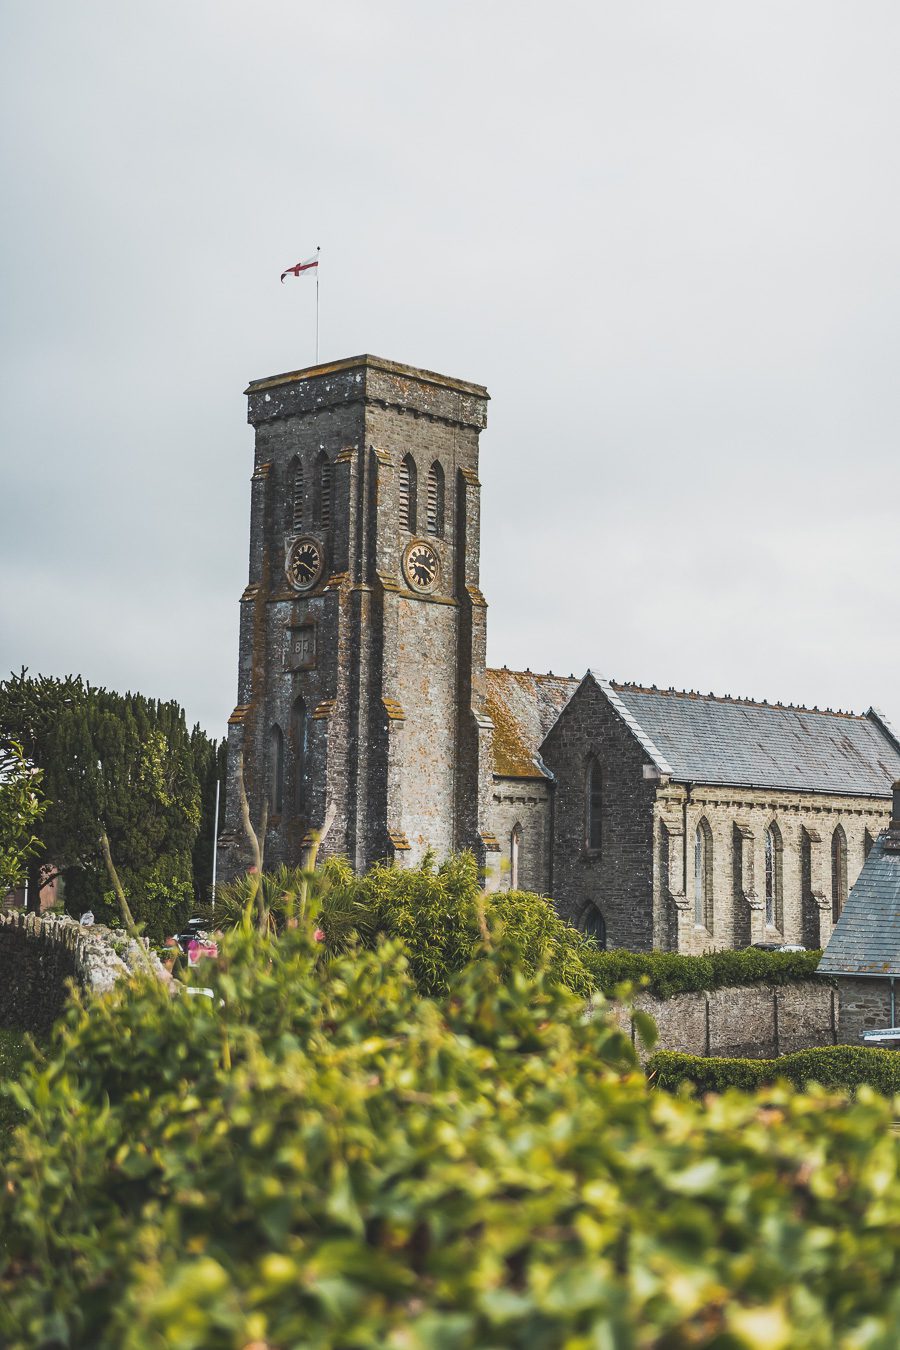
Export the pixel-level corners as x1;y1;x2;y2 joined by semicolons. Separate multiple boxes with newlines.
218;354;498;878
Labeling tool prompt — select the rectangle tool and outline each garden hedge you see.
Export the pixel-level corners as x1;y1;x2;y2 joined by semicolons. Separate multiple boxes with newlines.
3;907;900;1348
650;1045;900;1096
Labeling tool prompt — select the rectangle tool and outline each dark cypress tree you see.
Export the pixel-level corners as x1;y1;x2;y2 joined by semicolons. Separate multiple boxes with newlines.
0;670;214;939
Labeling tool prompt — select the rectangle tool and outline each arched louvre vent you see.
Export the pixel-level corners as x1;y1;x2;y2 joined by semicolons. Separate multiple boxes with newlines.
315;452;332;528
292;462;304;532
320;457;332;527
426;462;444;536
400;454;417;532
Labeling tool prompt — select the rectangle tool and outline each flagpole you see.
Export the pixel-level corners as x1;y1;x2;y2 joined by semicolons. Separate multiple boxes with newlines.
315;246;320;363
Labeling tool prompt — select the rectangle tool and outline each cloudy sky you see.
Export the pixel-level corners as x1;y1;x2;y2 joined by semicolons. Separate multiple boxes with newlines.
2;1;899;735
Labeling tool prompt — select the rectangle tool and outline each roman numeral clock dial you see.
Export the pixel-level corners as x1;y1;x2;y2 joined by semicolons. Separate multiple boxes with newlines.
403;541;440;594
286;537;323;591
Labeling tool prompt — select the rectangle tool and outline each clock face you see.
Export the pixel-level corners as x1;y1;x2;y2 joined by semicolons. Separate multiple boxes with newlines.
286;537;323;591
403;540;440;593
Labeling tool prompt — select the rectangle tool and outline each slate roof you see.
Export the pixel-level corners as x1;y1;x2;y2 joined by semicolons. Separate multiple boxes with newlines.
818;830;900;977
485;669;579;779
589;674;900;798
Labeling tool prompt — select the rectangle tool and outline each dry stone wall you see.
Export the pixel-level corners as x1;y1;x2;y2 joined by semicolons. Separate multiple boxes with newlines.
0;911;163;1037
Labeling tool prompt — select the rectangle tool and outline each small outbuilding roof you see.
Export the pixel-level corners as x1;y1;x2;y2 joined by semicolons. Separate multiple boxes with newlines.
485;668;579;779
588;675;900;798
818;830;900;978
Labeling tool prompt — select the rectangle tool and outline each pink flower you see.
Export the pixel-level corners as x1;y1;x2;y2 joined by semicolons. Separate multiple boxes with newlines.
313;928;325;943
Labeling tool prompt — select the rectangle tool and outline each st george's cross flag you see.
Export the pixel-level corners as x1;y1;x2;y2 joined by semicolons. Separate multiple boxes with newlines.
280;251;319;283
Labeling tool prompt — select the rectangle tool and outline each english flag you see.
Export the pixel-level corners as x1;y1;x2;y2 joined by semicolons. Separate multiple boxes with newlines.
280;250;319;283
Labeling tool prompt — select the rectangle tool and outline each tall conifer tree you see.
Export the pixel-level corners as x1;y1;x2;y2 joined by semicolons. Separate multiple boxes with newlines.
0;671;219;937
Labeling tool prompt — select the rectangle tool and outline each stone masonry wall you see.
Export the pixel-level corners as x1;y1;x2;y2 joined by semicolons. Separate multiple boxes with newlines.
605;979;840;1060
0;912;164;1037
541;682;658;948
655;784;887;955
834;977;896;1045
490;779;553;895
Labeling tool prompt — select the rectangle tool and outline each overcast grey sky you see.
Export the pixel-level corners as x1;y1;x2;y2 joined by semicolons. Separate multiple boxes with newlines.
2;1;899;735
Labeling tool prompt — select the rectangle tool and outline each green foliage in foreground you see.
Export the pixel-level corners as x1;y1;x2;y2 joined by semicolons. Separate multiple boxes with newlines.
0;1028;31;1142
217;853;823;1001
651;1045;900;1096
3;922;900;1348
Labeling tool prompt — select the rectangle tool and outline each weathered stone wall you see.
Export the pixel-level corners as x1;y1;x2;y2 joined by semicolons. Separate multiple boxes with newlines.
0;912;163;1037
604;979;840;1060
541;684;658;948
833;976;896;1045
491;779;553;894
654;783;886;955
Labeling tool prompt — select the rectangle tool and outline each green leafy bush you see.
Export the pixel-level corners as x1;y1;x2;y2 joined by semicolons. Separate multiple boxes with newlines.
650;1045;900;1095
216;852;600;997
3;914;900;1348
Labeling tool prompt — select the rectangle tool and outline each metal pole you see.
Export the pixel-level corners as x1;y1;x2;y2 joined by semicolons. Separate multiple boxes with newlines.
210;776;220;912
315;246;320;363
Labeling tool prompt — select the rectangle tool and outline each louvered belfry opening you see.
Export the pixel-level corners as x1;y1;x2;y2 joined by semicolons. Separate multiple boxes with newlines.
400;454;417;532
291;461;304;532
314;451;332;528
426;461;444;536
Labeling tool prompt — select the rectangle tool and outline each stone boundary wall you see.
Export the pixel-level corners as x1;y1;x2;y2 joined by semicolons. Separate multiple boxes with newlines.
0;911;164;1037
605;980;839;1061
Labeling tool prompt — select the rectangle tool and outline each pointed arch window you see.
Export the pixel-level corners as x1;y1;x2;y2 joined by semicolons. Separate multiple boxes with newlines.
831;825;848;922
400;454;417;532
270;724;284;815
585;758;602;853
426;461;445;537
510;823;522;890
291;459;304;532
579;903;607;949
764;822;783;929
694;818;713;929
291;696;308;815
314;451;332;528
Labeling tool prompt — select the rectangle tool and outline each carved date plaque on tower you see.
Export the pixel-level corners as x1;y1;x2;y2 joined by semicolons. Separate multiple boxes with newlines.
286;623;316;671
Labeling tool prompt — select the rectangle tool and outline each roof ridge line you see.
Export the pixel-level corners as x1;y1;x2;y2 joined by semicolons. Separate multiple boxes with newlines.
868;706;900;756
487;665;578;681
607;678;866;719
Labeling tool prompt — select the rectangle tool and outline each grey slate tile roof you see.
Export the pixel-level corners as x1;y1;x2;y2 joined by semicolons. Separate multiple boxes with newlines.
818;832;900;976
589;674;900;797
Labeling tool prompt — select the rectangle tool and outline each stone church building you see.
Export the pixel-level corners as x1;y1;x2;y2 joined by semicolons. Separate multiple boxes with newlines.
219;354;900;952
